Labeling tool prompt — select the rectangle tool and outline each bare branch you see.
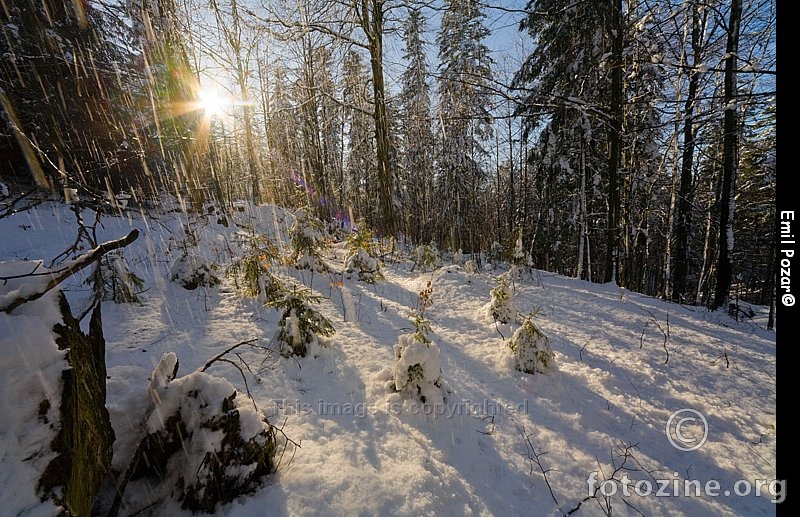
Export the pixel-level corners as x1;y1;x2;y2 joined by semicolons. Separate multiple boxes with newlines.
1;229;140;314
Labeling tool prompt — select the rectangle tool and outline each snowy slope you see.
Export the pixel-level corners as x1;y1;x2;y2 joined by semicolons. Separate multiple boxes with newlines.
0;201;779;516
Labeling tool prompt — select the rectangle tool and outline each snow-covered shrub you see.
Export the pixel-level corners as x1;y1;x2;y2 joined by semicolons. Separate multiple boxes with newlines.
345;248;384;283
464;259;477;275
390;282;447;404
488;240;502;270
410;242;442;272
507;228;535;281
169;252;220;290
94;252;144;303
268;288;335;357
392;333;445;404
227;235;285;301
131;353;276;513
344;224;384;283
510;228;525;265
508;314;554;375
486;276;518;325
289;208;329;272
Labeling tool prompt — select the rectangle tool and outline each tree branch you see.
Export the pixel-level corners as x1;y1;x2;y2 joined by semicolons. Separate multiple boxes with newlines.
1;229;140;314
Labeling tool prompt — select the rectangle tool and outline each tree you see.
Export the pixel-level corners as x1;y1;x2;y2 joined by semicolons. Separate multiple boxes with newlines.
0;0;139;194
398;7;435;244
733;105;775;306
436;0;494;252
342;49;377;225
712;0;742;310
132;0;204;202
512;0;613;279
669;1;711;302
263;63;303;204
357;0;396;237
208;0;263;205
262;0;397;235
293;39;338;217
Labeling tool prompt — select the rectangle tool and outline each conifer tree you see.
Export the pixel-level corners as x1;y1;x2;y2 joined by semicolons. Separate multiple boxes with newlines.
435;0;494;253
0;0;138;192
398;8;435;244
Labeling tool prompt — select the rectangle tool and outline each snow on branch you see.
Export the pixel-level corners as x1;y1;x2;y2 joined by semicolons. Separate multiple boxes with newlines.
0;229;140;314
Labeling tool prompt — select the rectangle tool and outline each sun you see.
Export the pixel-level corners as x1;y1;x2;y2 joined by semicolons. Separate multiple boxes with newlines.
197;87;230;118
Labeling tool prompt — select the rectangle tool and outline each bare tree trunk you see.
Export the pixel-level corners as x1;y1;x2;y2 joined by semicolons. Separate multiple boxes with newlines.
508;115;515;234
360;0;396;237
712;0;742;310
695;165;720;306
257;45;279;203
577;141;587;279
672;1;705;303
605;0;623;285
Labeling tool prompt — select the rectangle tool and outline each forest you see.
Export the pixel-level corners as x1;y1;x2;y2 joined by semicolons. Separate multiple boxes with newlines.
0;0;777;312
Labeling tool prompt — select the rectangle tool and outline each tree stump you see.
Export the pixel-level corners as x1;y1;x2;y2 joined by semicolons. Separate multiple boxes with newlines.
38;293;115;516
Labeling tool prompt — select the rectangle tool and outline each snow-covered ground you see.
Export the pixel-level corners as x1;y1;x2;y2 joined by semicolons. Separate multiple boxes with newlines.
0;200;779;516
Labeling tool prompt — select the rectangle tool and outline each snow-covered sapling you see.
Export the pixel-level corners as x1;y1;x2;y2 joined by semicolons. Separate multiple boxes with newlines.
391;282;447;404
507;227;535;282
227;234;285;301
169;252;220;290
410;242;442;272
344;223;384;283
508;312;554;375
93;251;144;303
486;276;519;325
167;221;220;289
488;240;503;270
268;287;335;357
289;208;329;272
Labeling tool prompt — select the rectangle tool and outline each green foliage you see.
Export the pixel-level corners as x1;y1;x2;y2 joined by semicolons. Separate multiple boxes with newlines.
345;222;377;255
268;288;335;357
0;0;137;191
345;222;384;283
289;209;329;272
405;363;426;388
488;276;517;324
227;234;285;301
410;281;434;343
411;243;442;272
508;311;553;375
227;254;285;301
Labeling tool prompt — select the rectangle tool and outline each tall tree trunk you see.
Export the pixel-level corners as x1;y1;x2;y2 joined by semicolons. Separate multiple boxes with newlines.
362;0;396;237
695;162;720;306
605;0;623;284
257;47;279;203
508;116;516;234
577;140;587;279
672;2;704;303
712;0;742;310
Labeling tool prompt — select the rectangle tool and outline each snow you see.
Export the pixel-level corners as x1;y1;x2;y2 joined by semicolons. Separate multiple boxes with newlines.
0;200;780;516
0;261;66;516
